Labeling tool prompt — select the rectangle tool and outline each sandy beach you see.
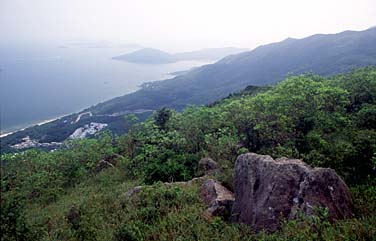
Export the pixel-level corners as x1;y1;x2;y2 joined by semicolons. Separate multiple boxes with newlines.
0;117;60;138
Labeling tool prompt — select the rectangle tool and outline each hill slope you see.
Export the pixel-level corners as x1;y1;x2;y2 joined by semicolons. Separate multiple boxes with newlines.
93;27;376;114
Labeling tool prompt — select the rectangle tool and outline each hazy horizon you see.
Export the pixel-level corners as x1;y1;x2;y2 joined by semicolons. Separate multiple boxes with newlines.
1;0;375;52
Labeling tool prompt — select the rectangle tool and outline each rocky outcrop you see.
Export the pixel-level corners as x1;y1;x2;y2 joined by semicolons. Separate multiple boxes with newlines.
200;179;234;218
198;157;219;175
231;153;353;232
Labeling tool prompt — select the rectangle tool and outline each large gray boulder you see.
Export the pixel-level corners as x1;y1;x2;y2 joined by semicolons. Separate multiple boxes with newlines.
231;153;353;232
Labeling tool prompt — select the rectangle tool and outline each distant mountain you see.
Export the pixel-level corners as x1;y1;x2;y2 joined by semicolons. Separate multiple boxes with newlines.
2;27;376;152
113;48;176;64
112;47;248;64
94;28;376;114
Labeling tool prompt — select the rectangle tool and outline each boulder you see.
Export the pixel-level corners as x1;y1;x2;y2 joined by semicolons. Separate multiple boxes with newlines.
200;179;235;218
198;157;219;175
231;153;353;232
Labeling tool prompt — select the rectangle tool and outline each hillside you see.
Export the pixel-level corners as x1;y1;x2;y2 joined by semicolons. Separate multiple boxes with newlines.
1;28;376;152
93;28;376;114
2;68;375;240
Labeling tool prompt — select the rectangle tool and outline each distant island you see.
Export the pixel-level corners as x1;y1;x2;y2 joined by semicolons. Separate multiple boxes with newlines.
112;47;248;64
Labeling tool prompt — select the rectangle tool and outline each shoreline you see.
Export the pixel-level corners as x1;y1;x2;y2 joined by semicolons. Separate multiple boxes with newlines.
0;117;61;138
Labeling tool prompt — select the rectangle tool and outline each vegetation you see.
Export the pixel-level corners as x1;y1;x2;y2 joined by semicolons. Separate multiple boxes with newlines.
1;67;376;240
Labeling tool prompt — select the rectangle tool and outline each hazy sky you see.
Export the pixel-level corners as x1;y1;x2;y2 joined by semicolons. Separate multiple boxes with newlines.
1;0;375;51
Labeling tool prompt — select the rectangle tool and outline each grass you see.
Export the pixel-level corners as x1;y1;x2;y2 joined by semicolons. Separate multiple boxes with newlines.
20;167;376;241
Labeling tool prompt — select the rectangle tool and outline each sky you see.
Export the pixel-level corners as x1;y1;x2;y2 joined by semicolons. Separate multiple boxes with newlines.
0;0;375;51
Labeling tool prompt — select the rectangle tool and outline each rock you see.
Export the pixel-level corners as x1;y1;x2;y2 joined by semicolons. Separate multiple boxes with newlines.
198;157;219;175
200;179;235;218
231;153;353;232
95;160;115;173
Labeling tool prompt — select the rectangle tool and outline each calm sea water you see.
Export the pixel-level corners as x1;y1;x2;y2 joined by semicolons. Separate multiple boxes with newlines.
0;43;210;134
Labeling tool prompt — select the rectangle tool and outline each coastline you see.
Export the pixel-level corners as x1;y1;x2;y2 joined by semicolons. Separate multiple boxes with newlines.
0;131;16;138
0;117;61;138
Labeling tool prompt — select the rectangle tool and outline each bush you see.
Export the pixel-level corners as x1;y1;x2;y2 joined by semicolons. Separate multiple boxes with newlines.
144;152;198;184
114;221;144;241
0;196;34;241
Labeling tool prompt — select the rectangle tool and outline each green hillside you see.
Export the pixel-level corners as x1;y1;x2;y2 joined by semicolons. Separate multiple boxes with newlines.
2;67;375;240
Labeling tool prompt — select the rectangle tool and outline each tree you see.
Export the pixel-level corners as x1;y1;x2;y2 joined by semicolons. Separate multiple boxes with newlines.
154;108;172;130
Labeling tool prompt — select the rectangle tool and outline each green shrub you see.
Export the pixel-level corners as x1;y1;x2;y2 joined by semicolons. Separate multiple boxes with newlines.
144;152;198;184
114;221;145;241
0;196;34;241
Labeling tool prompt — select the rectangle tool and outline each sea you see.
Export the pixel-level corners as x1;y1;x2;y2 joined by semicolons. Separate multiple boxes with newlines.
0;42;210;135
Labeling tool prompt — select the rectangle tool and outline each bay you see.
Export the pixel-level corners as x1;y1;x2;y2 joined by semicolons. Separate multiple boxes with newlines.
0;43;210;134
